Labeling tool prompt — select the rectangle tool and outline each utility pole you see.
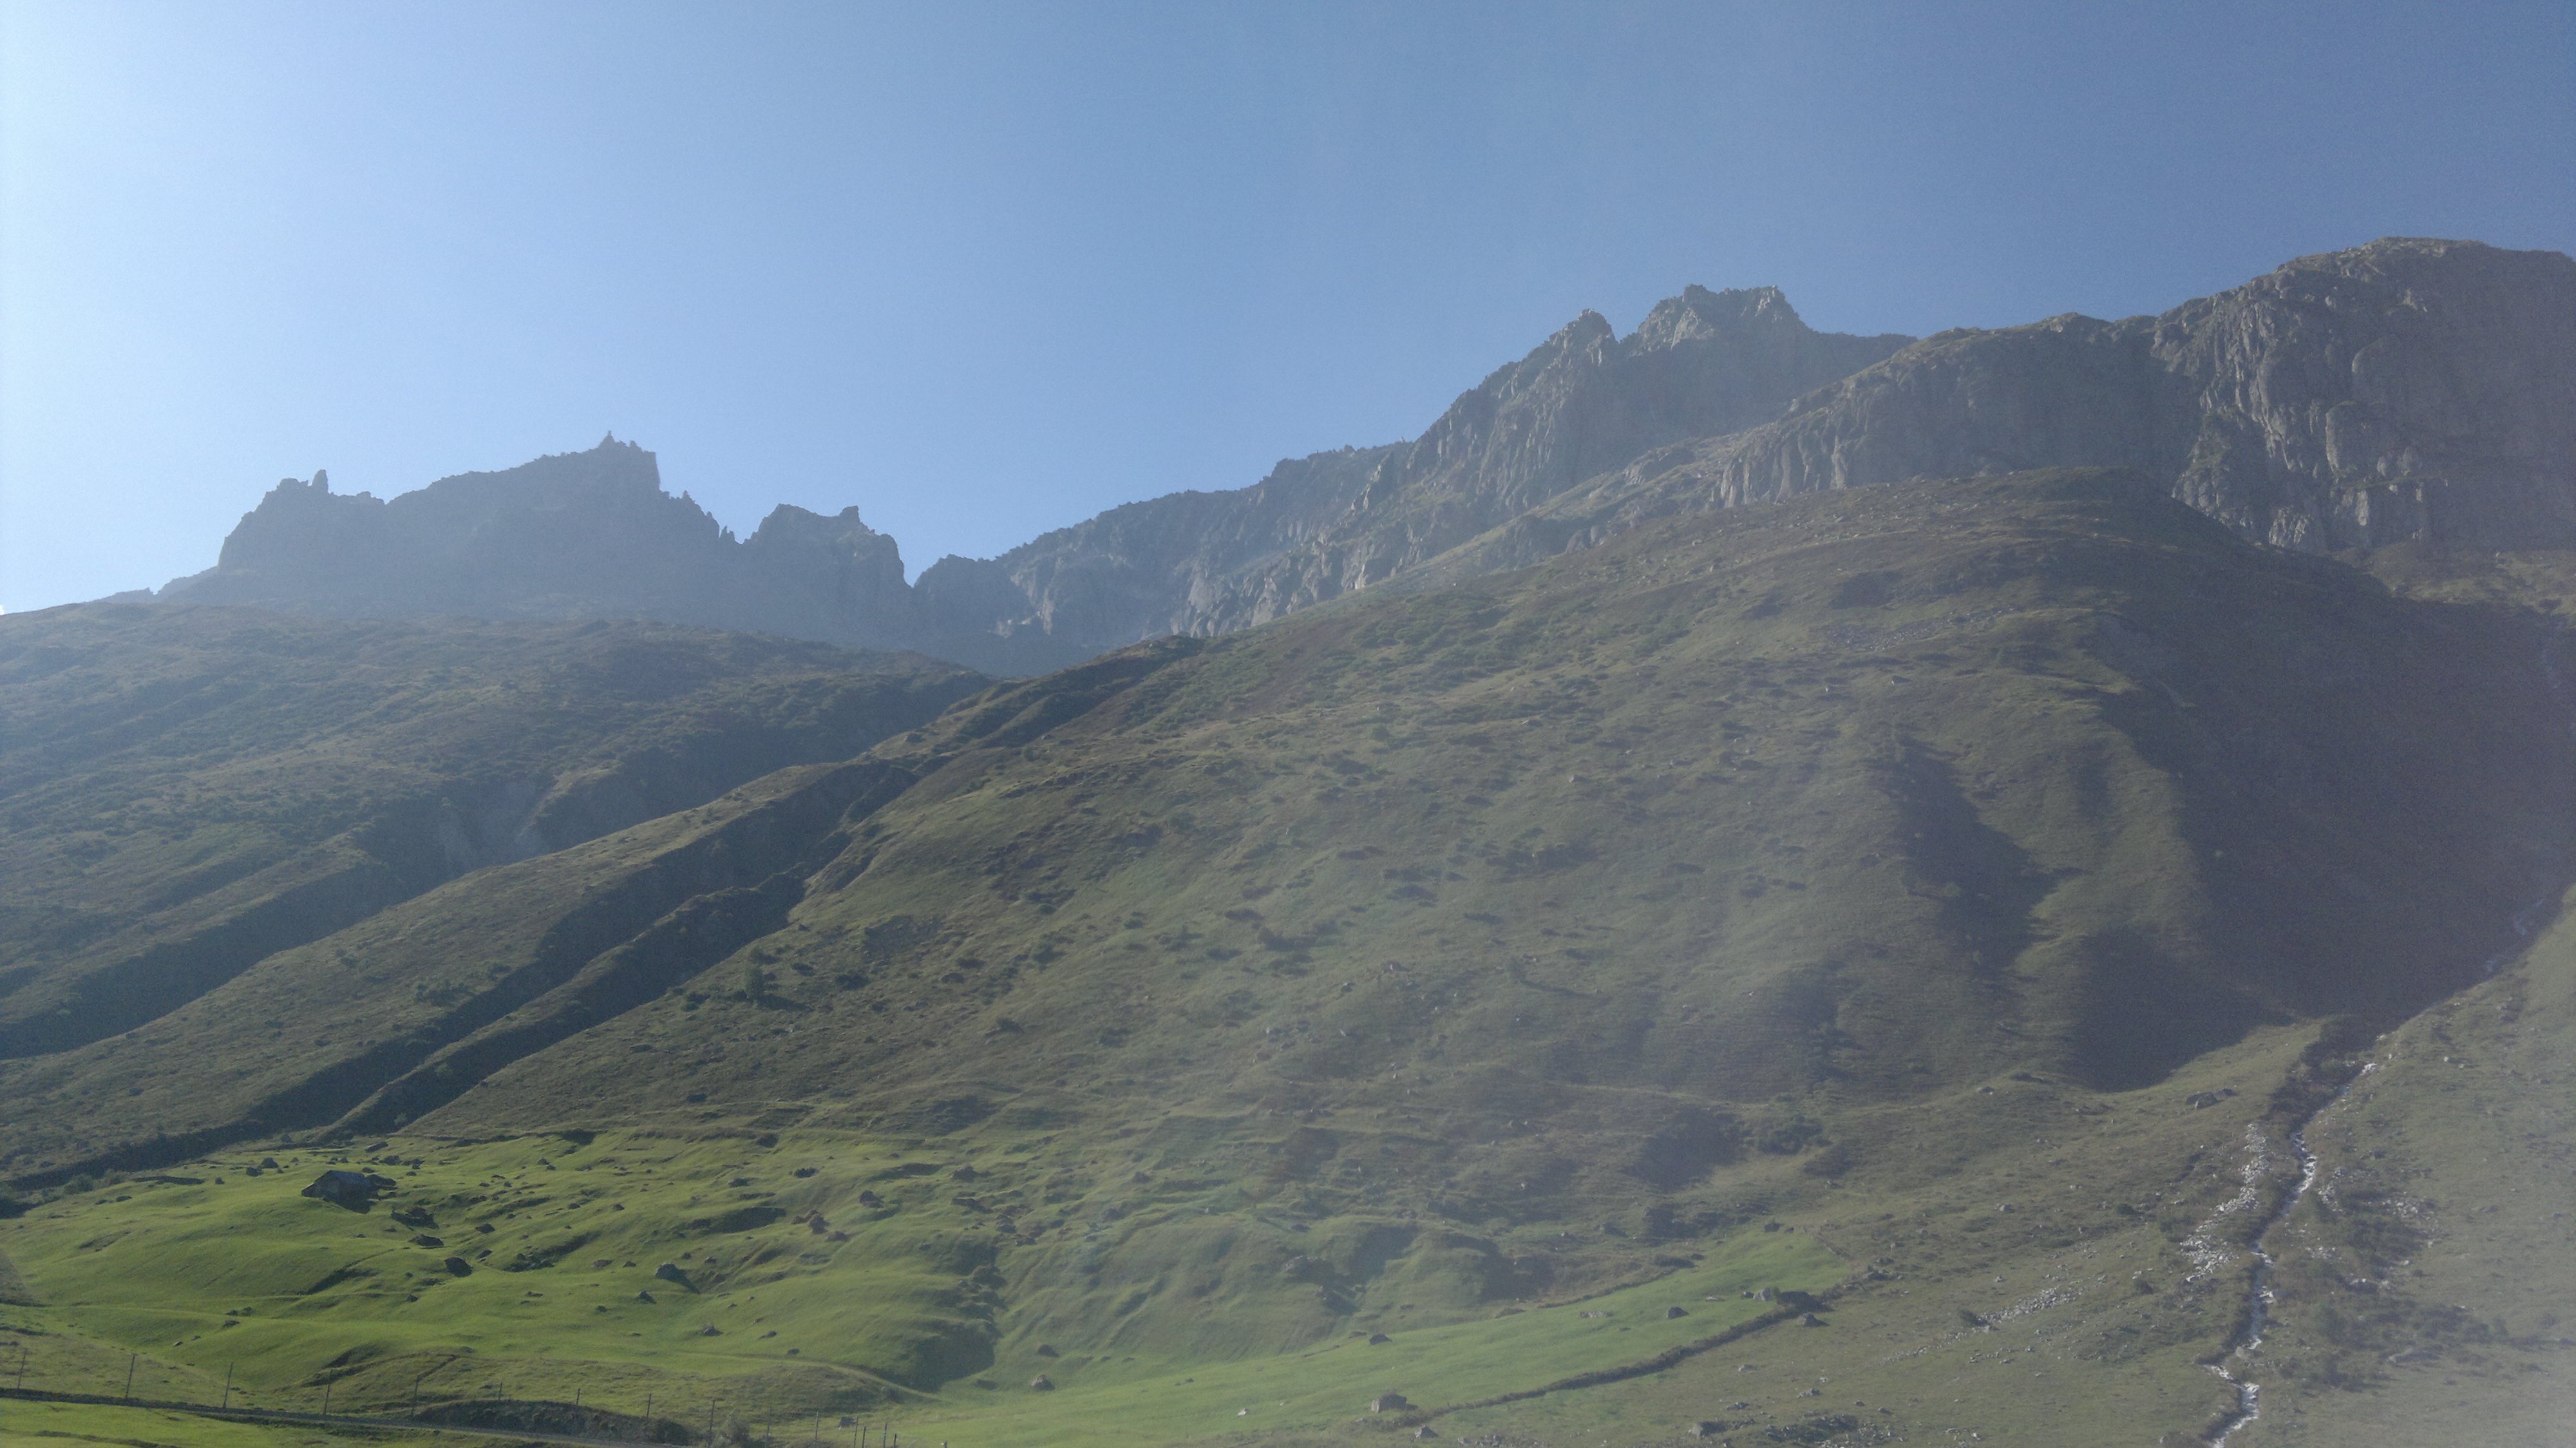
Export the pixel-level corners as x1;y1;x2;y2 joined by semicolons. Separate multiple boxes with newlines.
222;1362;234;1410
322;1378;332;1417
124;1352;137;1402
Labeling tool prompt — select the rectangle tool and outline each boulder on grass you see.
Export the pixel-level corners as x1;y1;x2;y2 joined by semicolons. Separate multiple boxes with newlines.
301;1170;375;1210
1370;1393;1409;1413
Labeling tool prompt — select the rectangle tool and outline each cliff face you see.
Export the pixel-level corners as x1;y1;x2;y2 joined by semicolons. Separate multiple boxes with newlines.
172;290;1910;671
922;285;1911;651
172;437;931;653
164;240;2571;672
1496;239;2576;558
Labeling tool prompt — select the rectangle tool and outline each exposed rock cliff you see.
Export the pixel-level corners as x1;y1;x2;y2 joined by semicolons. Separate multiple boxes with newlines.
160;240;2571;671
169;437;935;653
169;292;1908;671
931;286;1910;647
1479;239;2575;564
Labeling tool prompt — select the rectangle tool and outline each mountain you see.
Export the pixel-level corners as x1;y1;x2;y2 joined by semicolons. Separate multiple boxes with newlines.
0;603;982;1066
11;470;2573;1446
10;239;2575;1448
1476;238;2576;571
164;441;940;658
157;240;2569;683
913;286;1911;652
164;289;1912;672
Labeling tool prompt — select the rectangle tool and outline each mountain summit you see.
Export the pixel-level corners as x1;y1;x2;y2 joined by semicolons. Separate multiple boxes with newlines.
163;239;2572;680
1485;237;2576;564
165;286;1912;671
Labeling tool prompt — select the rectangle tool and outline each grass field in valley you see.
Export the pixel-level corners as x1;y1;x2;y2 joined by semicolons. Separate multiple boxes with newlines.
1;1129;1849;1447
0;1018;2359;1447
0;1400;453;1448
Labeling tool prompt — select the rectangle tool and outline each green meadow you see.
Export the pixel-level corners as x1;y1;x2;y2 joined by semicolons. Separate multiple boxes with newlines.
1;1130;1849;1448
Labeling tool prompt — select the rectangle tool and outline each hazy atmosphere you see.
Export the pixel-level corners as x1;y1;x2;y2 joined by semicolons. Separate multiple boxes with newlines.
3;1;2569;610
5;8;2574;1448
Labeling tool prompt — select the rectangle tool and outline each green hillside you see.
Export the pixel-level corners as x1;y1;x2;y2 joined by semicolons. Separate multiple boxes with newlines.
0;605;981;1172
6;470;2573;1446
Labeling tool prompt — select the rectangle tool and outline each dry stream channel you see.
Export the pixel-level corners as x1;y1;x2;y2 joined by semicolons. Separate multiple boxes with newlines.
2202;1063;2376;1445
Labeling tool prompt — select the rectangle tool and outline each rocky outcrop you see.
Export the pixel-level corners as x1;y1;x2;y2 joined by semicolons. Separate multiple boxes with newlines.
1495;239;2575;558
167;293;1908;672
301;1168;377;1209
158;240;2571;669
169;438;947;655
942;286;1910;647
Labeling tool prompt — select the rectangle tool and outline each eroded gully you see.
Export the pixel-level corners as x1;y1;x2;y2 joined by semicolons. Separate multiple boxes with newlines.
2200;1062;2377;1445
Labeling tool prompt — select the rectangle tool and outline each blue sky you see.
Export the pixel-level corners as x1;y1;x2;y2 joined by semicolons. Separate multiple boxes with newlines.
3;1;2570;611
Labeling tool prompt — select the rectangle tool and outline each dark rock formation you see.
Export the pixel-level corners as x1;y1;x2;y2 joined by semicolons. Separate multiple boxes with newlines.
300;1168;374;1209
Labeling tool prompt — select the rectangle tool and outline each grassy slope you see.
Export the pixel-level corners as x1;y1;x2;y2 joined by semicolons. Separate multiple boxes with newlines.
0;1400;451;1448
2233;884;2576;1447
452;469;2569;1440
0;762;901;1181
0;1130;1839;1439
8;470;2572;1446
0;604;981;1067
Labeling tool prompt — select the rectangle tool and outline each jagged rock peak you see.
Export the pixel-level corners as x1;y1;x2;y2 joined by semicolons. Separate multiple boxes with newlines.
1633;283;1801;344
1545;310;1618;348
749;502;898;555
1522;234;2576;558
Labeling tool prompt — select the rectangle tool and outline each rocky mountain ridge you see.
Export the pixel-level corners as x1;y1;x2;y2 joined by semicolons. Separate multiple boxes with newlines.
1466;238;2576;569
165;287;1911;672
162;239;2571;672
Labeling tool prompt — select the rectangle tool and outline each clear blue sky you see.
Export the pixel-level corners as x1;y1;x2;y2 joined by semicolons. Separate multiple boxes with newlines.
3;1;2570;611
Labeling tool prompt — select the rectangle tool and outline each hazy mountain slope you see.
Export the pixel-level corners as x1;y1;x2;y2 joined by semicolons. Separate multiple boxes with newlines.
0;604;981;1062
442;467;2573;1141
407;469;2566;1415
0;758;910;1183
1466;240;2576;576
10;470;2573;1446
163;291;1909;673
